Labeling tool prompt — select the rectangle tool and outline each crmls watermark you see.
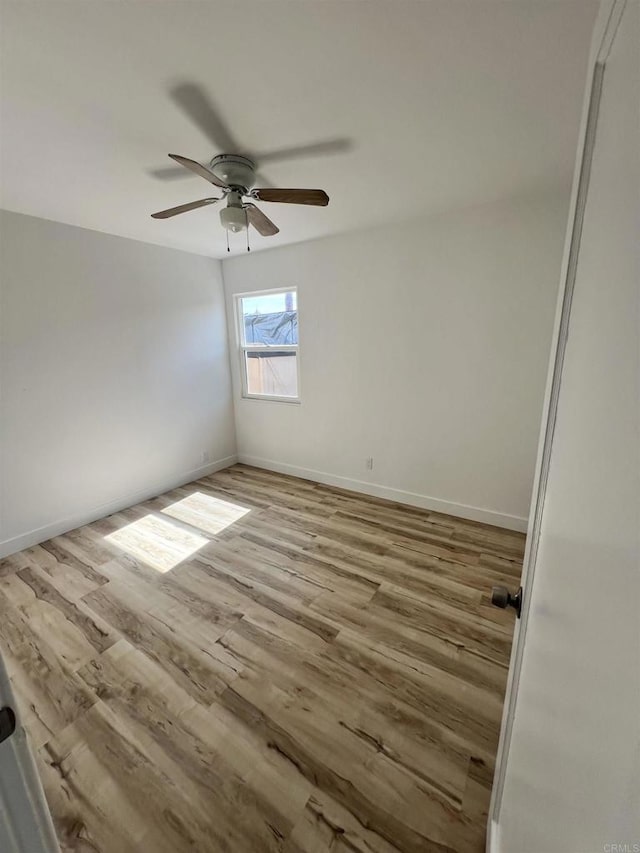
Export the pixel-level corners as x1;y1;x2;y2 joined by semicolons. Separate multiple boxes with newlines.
603;844;640;852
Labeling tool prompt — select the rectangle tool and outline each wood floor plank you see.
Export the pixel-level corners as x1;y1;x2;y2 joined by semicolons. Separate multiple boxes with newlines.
0;576;100;748
217;617;472;803
30;538;110;596
191;553;339;644
81;584;235;705
17;566;114;655
228;535;380;606
72;641;307;851
283;788;402;853
1;464;522;852
219;679;459;853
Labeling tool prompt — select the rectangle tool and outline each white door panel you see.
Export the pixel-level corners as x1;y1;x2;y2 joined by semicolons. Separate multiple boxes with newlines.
491;1;640;850
0;654;59;853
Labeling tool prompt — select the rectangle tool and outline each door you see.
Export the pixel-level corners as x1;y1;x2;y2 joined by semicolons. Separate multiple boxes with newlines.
0;652;59;852
489;1;640;851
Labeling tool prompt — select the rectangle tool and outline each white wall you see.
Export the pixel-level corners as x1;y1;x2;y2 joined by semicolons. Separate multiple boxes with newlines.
0;189;571;550
223;191;570;530
0;211;236;557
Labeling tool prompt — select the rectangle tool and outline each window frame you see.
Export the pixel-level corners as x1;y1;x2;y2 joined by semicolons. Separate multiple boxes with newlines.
234;287;301;404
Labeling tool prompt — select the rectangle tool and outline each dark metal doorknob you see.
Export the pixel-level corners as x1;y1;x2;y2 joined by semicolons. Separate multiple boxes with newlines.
0;706;16;744
491;585;523;618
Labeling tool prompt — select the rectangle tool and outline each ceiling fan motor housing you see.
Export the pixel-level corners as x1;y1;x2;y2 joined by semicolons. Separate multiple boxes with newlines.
209;154;256;191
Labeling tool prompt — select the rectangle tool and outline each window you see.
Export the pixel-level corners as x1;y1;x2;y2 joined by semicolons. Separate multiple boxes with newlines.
235;289;299;401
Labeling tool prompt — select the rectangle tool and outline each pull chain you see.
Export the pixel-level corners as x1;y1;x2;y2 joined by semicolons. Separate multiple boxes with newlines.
245;208;250;252
226;228;230;253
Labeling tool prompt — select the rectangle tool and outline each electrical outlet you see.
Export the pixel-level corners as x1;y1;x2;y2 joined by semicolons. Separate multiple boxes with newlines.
201;450;210;464
366;456;374;470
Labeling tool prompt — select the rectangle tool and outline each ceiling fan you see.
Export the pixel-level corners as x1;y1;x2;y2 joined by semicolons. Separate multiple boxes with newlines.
151;152;329;238
150;82;339;241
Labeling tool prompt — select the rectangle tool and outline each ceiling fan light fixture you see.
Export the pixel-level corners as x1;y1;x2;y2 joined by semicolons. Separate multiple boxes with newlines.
220;205;247;233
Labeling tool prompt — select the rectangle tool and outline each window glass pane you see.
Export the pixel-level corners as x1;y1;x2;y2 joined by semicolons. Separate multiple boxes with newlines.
241;292;297;345
245;351;298;398
241;291;296;315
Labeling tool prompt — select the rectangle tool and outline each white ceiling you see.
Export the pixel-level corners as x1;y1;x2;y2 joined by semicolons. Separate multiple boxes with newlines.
0;1;597;259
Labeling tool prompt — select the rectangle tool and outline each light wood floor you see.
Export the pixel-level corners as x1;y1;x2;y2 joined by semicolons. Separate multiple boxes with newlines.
0;465;524;853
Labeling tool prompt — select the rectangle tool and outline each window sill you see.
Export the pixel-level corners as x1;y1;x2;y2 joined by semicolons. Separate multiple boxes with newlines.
241;394;301;405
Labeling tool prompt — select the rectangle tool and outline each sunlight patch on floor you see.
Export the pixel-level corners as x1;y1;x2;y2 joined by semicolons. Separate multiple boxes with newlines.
105;514;208;572
161;491;250;536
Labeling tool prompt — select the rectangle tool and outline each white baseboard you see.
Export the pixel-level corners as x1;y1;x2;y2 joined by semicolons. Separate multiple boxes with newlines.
237;454;528;532
0;455;238;560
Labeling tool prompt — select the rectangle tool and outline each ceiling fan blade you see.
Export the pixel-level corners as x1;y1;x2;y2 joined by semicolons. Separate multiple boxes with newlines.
245;203;279;236
170;82;240;153
148;165;191;181
168;154;228;188
151;198;220;219
253;188;329;206
253;138;352;166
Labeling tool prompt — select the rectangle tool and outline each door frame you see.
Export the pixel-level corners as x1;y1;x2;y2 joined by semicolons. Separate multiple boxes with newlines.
487;0;628;846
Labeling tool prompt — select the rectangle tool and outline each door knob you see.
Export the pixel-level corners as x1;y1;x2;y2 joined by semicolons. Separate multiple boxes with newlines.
0;706;16;744
491;585;523;618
